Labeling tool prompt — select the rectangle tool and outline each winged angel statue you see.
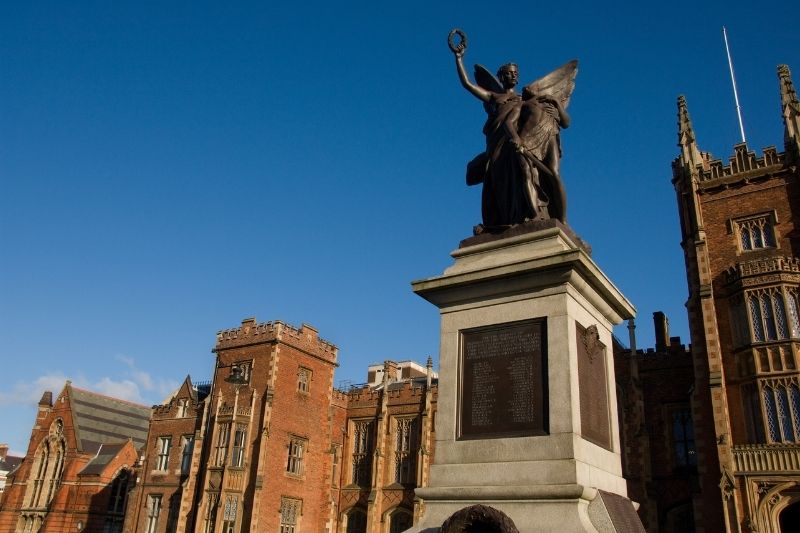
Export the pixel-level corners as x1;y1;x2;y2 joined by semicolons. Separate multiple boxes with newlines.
448;29;577;231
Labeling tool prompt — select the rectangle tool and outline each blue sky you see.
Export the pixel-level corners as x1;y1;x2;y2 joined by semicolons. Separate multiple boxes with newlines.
1;1;798;454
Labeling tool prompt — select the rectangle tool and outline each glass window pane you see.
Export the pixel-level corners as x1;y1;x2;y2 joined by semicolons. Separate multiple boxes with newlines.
750;294;765;341
788;290;800;338
741;225;752;250
764;387;780;442
762;293;777;340
790;384;800;441
773;292;789;339
753;221;764;248
764;222;776;246
777;386;794;442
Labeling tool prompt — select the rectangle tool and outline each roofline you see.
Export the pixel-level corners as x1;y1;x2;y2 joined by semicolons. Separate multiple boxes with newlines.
69;385;151;409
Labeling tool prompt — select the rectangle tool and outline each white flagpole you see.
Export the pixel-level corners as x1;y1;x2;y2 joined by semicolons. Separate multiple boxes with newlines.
723;26;746;143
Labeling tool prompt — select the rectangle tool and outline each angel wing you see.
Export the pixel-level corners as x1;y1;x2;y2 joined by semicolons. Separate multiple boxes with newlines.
474;64;503;93
474;64;504;114
524;60;578;108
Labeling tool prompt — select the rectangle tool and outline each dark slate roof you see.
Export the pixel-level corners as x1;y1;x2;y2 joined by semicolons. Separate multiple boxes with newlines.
0;454;23;472
69;386;151;453
194;381;212;400
79;442;128;476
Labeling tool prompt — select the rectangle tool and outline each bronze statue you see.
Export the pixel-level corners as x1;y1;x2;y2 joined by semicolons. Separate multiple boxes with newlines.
448;29;577;231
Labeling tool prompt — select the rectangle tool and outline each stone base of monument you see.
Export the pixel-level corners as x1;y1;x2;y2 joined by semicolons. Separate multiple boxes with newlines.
408;220;644;533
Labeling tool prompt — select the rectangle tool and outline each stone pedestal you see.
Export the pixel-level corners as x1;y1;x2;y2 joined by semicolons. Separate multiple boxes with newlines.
409;221;643;532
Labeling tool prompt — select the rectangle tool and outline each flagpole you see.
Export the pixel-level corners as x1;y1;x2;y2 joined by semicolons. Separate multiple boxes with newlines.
723;26;746;143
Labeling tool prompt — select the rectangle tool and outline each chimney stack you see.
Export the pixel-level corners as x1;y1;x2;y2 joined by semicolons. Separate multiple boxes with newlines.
653;312;669;352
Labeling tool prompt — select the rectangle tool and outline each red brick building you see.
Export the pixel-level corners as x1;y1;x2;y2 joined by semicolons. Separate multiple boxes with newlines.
333;359;437;533
115;318;344;533
0;382;150;533
123;317;438;533
124;377;210;533
615;313;697;532
671;64;800;532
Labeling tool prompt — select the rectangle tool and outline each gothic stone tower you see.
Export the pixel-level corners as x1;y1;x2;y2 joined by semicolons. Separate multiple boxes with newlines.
672;65;800;533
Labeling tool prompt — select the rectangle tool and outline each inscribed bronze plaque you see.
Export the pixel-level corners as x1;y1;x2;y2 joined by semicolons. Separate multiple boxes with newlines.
576;322;611;450
458;319;547;439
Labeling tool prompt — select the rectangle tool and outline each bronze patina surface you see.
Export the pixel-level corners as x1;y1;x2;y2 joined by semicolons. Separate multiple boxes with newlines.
577;322;611;449
448;29;577;233
458;319;547;439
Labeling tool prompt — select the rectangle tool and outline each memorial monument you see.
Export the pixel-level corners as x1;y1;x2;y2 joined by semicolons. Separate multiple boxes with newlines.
406;30;644;532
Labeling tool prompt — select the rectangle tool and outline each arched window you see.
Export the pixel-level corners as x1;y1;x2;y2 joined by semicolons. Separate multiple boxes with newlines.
389;508;413;533
345;508;367;533
44;440;65;504
780;499;800;532
24;421;66;510
26;442;50;508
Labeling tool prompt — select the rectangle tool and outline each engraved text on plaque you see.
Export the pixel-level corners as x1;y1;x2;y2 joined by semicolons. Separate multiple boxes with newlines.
459;319;547;439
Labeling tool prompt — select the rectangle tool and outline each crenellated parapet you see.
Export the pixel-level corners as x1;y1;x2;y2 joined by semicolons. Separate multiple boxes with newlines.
695;144;784;184
341;379;439;409
346;386;382;404
216;317;282;345
331;388;349;407
673;141;786;186
673;65;798;190
215;317;338;364
724;256;800;287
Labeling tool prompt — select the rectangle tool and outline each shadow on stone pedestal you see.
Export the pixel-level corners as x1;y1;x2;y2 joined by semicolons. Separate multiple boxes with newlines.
407;223;644;533
440;504;519;533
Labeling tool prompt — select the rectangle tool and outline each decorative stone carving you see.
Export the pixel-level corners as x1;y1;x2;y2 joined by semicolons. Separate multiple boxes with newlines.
581;324;603;363
719;468;735;500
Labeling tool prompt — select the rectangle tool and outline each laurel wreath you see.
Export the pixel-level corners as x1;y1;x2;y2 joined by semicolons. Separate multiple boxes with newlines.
448;29;467;55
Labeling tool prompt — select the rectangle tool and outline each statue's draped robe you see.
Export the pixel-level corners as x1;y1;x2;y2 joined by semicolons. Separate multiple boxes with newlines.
471;92;532;227
469;93;565;227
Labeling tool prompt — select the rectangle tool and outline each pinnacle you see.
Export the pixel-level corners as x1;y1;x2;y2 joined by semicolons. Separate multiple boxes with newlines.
677;95;696;145
778;64;799;108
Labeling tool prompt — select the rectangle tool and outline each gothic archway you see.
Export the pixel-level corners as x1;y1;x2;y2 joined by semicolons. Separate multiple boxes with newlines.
779;499;800;532
387;507;413;533
345;507;367;533
753;480;800;532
